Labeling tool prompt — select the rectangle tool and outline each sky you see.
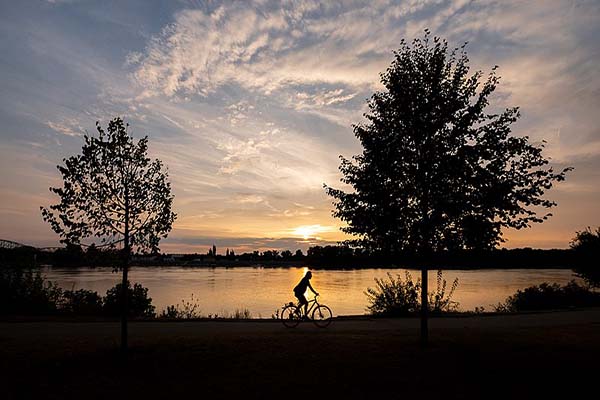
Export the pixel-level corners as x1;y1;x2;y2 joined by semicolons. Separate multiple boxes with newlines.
0;0;599;253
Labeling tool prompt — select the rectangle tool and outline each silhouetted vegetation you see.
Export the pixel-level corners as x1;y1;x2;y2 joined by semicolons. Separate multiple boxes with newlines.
325;31;571;255
0;268;155;317
0;268;62;315
324;31;571;341
61;288;103;315
305;245;581;269
103;282;156;318
1;242;589;270
41;117;176;350
571;226;600;287
229;308;253;319
159;294;202;319
495;281;600;312
158;299;253;319
365;270;459;316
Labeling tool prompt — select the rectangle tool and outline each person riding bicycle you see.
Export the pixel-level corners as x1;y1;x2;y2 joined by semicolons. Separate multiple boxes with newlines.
293;270;319;318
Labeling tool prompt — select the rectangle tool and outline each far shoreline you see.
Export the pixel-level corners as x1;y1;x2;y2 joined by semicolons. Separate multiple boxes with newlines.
36;261;578;270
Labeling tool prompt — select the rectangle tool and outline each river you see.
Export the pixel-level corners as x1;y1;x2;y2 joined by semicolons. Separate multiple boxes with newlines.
41;266;581;317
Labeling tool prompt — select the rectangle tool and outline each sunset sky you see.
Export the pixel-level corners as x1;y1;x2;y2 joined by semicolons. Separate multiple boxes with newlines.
1;0;599;253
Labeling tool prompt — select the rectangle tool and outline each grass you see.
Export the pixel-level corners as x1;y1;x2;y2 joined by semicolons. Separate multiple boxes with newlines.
1;310;598;400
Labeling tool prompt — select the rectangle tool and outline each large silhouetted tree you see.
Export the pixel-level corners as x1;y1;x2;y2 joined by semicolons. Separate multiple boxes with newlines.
41;117;176;352
325;32;571;343
571;226;600;288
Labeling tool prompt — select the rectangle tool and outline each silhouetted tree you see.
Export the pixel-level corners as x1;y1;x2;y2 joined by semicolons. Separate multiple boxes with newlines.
294;249;304;258
41;117;176;352
325;31;571;343
571;227;600;287
280;250;290;258
261;250;280;260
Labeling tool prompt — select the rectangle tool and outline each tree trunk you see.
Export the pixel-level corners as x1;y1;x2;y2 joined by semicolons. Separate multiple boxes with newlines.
421;266;428;346
121;192;130;354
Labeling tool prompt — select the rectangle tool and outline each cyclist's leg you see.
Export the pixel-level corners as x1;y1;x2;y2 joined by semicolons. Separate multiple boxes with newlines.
295;293;308;317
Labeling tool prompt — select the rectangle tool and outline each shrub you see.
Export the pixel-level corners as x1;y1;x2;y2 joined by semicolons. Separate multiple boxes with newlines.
429;270;459;313
365;270;459;316
103;282;156;318
231;308;252;319
61;289;103;315
365;272;420;316
0;268;62;315
495;281;600;312
0;269;157;318
159;294;202;319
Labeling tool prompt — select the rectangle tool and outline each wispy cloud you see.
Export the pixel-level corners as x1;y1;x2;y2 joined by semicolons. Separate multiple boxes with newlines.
1;1;599;250
46;120;84;137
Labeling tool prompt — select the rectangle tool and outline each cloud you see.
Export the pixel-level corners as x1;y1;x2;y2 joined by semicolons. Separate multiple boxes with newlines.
2;0;600;251
46;120;85;137
161;234;338;253
129;1;448;99
295;89;357;108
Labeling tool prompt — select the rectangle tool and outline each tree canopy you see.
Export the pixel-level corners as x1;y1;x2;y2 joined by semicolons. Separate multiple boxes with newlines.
571;226;600;288
41;116;176;352
41;117;176;254
325;32;571;254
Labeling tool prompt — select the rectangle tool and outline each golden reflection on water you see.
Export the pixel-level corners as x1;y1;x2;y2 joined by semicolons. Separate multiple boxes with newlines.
42;267;581;317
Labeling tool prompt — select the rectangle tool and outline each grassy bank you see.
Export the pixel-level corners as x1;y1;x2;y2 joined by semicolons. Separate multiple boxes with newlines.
1;309;598;400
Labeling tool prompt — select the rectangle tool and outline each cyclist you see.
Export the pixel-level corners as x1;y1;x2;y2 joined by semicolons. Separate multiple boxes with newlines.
293;270;319;318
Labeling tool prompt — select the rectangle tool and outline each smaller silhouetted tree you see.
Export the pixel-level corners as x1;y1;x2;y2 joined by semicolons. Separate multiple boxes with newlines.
41;117;176;352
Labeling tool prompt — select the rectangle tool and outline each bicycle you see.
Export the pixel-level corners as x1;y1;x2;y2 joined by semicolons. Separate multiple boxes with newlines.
281;294;333;328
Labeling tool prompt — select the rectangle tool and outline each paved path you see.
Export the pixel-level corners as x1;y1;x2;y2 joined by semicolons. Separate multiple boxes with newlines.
1;309;599;399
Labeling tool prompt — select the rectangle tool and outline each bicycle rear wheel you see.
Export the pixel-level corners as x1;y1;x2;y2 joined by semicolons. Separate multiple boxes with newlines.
312;305;332;328
281;305;301;328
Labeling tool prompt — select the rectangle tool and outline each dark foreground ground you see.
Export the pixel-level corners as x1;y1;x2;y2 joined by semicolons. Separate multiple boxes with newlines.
2;309;599;400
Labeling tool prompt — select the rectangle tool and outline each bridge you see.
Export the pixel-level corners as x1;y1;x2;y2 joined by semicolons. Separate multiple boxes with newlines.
0;239;32;249
0;239;60;252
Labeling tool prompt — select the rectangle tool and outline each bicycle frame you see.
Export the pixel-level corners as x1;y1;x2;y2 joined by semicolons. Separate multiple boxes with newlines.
296;296;320;318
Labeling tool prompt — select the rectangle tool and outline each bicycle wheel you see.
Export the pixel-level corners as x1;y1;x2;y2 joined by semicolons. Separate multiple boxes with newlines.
312;305;333;328
281;305;301;328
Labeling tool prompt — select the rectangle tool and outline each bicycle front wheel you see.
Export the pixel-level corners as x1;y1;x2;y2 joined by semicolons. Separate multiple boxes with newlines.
281;305;301;328
312;305;333;328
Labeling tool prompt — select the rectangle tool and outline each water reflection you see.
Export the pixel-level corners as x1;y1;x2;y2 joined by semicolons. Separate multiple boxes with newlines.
41;266;580;317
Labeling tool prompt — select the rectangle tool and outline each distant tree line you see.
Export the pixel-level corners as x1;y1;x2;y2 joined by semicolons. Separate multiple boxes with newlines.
1;229;599;277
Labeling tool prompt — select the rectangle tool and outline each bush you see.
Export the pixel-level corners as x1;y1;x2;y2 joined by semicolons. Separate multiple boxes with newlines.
0;268;62;315
159;294;202;319
495;281;600;312
365;272;420;316
231;308;253;319
429;270;459;312
365;270;459;316
103;281;156;318
61;289;103;315
0;268;157;318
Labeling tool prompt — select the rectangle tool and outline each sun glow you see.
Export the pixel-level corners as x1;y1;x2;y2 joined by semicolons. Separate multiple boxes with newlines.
291;224;335;240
